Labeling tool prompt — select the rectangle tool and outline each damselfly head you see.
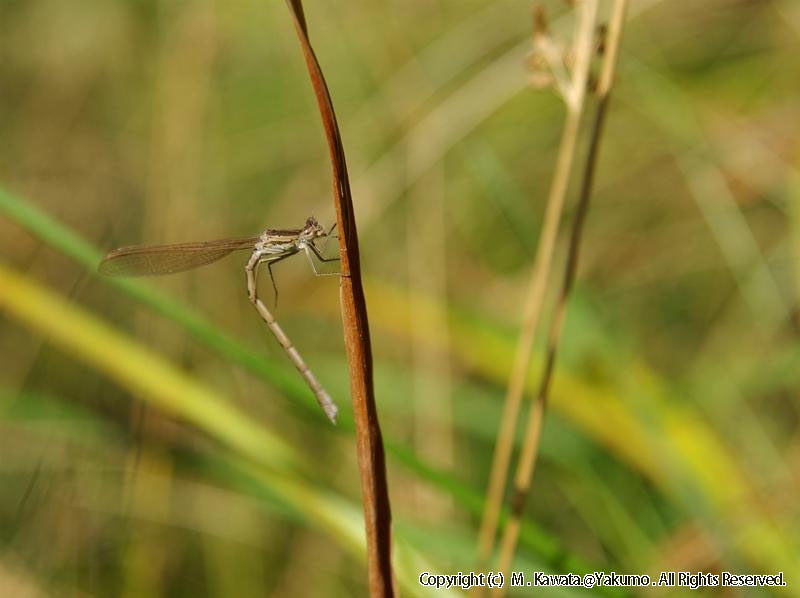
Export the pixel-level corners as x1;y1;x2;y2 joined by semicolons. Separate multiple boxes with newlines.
300;216;326;241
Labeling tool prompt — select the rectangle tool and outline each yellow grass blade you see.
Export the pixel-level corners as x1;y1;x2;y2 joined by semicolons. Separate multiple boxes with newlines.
0;259;300;473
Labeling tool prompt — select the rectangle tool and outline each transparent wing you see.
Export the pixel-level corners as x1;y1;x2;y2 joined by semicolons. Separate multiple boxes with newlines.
98;236;261;276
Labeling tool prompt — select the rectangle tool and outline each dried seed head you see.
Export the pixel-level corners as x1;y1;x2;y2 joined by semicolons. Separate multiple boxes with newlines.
529;69;555;89
526;49;554;89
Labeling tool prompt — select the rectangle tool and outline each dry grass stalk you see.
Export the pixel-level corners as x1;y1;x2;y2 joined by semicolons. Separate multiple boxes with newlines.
283;1;395;596
492;1;630;593
475;0;599;585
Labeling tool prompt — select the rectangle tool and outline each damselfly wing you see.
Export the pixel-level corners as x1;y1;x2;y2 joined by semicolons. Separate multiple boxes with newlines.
99;235;262;276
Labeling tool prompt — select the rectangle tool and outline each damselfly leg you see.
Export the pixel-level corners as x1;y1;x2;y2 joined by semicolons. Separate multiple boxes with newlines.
246;249;296;307
303;243;341;277
317;222;338;256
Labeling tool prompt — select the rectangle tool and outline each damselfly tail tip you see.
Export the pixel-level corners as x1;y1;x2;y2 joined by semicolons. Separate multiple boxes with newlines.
323;401;338;425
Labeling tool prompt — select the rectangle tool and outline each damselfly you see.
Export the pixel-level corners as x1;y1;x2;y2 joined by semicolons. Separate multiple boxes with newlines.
99;216;340;423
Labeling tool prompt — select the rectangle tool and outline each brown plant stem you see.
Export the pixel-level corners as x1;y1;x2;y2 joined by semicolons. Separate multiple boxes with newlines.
475;0;598;584
493;0;629;594
282;2;394;596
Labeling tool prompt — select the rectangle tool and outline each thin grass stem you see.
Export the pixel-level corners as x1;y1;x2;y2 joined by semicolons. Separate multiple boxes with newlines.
475;0;599;584
492;2;629;592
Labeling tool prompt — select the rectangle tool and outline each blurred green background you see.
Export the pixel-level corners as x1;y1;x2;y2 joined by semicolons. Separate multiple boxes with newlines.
1;0;798;596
